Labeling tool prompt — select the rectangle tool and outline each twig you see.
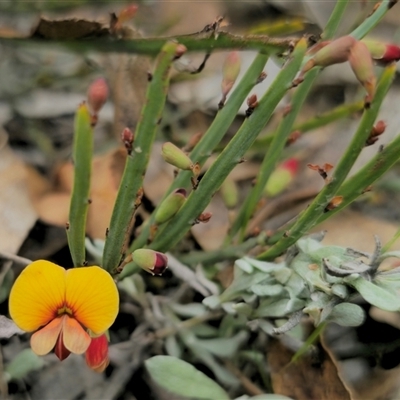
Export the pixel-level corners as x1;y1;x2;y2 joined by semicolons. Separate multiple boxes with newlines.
154;311;223;339
167;254;213;297
224;361;265;396
0;252;32;266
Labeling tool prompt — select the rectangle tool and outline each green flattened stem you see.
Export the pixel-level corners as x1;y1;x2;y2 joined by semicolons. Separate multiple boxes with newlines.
148;38;307;254
102;41;180;274
258;64;396;261
67;103;93;267
130;52;270;252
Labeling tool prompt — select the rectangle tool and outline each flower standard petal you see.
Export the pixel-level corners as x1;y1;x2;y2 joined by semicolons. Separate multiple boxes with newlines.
62;315;91;354
30;316;63;355
9;261;66;332
65;266;119;334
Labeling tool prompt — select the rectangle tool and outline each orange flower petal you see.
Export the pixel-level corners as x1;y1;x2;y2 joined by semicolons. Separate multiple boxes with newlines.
30;316;63;355
9;261;66;331
62;315;91;354
65;266;119;334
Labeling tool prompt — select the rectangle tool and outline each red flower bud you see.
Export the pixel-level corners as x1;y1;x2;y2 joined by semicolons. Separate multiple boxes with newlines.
363;40;400;64
131;249;168;276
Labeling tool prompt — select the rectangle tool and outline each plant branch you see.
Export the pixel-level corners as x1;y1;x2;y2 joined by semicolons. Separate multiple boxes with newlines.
258;64;396;261
149;39;307;254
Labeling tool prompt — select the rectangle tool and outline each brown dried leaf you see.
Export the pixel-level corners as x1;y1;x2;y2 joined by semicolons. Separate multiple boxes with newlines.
268;338;352;400
32;17;110;40
0;136;49;253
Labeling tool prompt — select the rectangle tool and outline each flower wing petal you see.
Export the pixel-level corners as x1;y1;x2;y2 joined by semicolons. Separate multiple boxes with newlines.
9;261;66;331
30;316;63;355
65;266;119;334
62;315;91;354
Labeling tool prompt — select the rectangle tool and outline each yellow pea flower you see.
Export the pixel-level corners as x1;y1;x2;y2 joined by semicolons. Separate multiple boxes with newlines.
9;260;119;371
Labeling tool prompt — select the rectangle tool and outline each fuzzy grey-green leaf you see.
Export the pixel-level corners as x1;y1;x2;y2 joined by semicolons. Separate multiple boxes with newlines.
348;277;400;311
327;302;365;327
145;355;229;400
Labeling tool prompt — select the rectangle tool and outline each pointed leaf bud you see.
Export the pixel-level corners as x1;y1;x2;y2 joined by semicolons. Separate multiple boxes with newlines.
116;4;138;29
174;44;187;60
325;196;343;212
131;249;168;276
162;142;193;171
348;40;376;106
221;51;241;98
363;40;400;64
286;130;301;146
87;78;108;115
245;94;258;117
85;334;109;373
264;158;299;197
154;188;187;225
372;120;386;136
196;212;212;223
366;120;386;146
121;127;134;155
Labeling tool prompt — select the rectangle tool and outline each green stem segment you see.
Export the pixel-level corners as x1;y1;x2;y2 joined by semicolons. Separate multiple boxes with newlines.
67;103;93;267
258;64;396;261
102;41;181;273
130;52;270;252
321;0;350;40
149;39;307;254
351;0;396;40
253;100;364;149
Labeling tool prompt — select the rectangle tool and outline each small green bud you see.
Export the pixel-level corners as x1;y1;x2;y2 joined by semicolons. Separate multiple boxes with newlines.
264;158;298;197
162;142;193;170
131;249;168;276
220;177;238;209
154;188;187;225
